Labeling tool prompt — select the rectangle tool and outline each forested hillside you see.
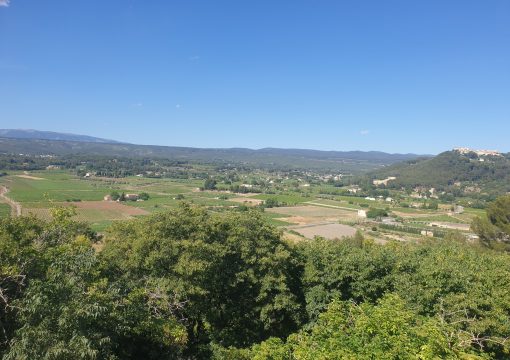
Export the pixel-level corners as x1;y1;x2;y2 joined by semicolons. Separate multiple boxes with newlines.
1;200;510;359
367;150;510;195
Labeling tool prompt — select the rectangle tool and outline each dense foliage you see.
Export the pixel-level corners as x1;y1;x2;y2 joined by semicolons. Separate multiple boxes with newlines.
242;294;455;359
472;195;510;251
1;201;510;359
101;205;305;356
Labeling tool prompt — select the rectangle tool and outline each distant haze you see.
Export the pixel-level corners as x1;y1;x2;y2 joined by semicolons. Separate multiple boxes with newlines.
0;129;121;144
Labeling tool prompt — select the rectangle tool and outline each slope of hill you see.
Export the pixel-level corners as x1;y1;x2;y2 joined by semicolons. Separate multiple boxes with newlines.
0;136;423;173
0;129;121;144
368;149;510;195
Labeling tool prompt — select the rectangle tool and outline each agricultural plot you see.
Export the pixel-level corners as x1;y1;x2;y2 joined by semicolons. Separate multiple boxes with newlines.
185;196;237;207
261;212;293;226
0;169;484;241
405;214;468;224
0;174;106;202
230;197;263;206
123;194;181;211
252;194;311;205
0;172;198;205
310;198;362;210
0;171;247;230
0;172;203;203
16;174;45;180
463;207;486;217
427;222;471;231
122;181;199;195
289;223;357;240
0;203;10;218
22;201;149;221
392;209;441;218
304;200;360;212
266;205;358;225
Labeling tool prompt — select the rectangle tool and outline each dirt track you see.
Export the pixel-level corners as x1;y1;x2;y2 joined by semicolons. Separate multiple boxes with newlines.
16;174;44;180
0;186;22;216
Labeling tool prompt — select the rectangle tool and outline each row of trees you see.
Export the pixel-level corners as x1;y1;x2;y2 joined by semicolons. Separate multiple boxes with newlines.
1;198;510;358
109;191;150;201
0;154;199;179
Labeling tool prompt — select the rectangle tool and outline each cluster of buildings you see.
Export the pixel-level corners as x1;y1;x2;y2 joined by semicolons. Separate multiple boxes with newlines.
454;147;502;157
320;174;344;182
364;196;393;202
103;193;141;201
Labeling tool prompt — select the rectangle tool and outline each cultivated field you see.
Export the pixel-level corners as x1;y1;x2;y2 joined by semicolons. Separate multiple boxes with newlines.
289;223;357;240
230;197;264;206
266;205;358;224
0;203;10;218
0;171;251;230
0;169;477;240
22;201;149;220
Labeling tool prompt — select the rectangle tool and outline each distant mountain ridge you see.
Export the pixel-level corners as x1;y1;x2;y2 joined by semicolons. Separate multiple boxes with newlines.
255;147;425;162
0;129;121;144
0;129;427;172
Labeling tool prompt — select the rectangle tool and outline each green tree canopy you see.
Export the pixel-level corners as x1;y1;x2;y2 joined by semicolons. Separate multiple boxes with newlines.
248;294;454;360
0;210;187;359
473;194;510;251
101;204;305;355
203;178;217;190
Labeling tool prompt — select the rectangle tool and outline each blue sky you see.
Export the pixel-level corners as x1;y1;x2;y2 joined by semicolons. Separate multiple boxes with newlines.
0;0;509;154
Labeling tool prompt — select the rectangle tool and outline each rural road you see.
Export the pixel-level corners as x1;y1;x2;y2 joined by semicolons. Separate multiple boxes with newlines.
0;186;22;216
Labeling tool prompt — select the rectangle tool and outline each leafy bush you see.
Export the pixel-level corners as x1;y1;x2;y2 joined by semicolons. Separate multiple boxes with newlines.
366;208;388;218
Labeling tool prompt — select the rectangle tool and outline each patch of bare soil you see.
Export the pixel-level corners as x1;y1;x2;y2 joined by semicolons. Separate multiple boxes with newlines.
277;216;315;225
291;223;357;240
16;175;44;180
267;205;357;220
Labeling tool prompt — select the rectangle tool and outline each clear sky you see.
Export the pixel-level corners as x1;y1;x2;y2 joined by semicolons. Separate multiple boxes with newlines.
0;1;509;154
